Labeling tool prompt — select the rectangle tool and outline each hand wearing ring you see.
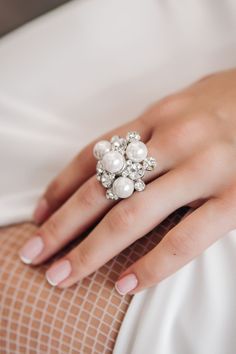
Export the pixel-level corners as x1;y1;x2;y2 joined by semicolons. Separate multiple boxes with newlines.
19;68;236;295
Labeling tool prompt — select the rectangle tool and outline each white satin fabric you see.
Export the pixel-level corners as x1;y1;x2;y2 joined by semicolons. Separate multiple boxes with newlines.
0;0;236;353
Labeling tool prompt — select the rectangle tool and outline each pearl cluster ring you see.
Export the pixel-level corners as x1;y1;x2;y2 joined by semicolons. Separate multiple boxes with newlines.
93;131;157;200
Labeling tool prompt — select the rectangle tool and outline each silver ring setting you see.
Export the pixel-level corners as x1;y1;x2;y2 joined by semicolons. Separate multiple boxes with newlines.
93;131;157;200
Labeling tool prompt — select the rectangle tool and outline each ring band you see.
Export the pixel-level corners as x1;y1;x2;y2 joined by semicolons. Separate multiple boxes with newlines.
93;131;157;200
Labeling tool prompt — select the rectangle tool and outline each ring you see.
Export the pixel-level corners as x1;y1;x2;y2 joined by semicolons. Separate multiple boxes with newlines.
93;131;157;200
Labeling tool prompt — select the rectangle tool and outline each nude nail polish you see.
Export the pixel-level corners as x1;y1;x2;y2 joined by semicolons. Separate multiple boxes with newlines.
115;273;138;295
46;260;72;286
19;236;44;264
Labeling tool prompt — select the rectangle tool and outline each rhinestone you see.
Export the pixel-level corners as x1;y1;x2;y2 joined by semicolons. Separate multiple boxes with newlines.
134;179;145;192
121;169;129;177
111;135;120;143
106;188;119;200
126;131;141;142
119;160;127;174
143;157;157;171
127;162;145;180
119;138;127;149
101;172;115;188
112;141;120;149
96;161;104;174
111;135;127;154
96;173;102;181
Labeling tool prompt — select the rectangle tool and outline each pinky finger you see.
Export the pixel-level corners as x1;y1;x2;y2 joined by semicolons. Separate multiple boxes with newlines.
115;193;236;295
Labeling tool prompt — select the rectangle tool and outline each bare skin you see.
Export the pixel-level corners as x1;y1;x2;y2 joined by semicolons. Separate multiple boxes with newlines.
19;67;236;295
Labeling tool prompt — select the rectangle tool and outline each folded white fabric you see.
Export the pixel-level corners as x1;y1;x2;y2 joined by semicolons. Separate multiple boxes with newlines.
0;0;236;353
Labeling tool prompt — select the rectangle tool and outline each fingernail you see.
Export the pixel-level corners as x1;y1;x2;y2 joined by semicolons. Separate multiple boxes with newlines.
33;198;49;224
46;260;72;286
19;236;44;264
115;273;138;295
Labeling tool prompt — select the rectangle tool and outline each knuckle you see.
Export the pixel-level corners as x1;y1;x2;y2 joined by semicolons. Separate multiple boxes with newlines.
73;246;92;269
174;115;204;143
155;113;212;158
69;244;99;275
106;202;135;232
157;93;188;117
40;217;60;245
165;228;195;257
199;142;227;168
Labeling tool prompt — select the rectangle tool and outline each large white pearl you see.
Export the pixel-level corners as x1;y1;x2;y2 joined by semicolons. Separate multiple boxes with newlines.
113;177;134;198
93;140;111;160
102;151;125;173
126;141;148;162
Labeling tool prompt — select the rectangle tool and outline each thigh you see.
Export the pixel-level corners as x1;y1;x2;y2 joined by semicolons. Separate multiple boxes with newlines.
0;209;187;354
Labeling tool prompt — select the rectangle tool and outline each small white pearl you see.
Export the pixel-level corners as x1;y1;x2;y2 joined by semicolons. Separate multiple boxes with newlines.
93;140;111;160
126;141;148;162
102;151;125;173
113;177;134;198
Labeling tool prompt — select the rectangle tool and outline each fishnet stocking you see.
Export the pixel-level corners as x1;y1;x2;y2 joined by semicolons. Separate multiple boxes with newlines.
0;208;188;353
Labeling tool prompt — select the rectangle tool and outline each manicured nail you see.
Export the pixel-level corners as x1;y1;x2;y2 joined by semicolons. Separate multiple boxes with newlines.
33;197;49;224
115;273;138;295
19;236;44;264
46;260;72;286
